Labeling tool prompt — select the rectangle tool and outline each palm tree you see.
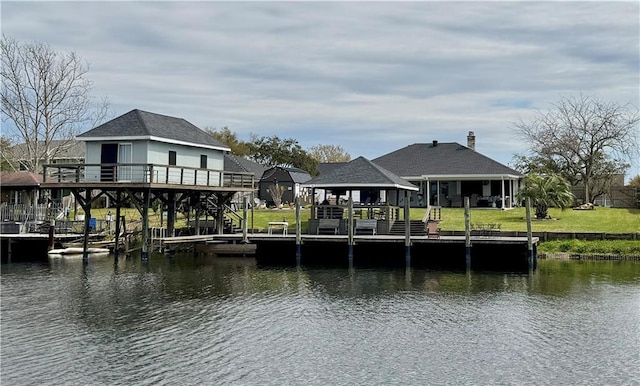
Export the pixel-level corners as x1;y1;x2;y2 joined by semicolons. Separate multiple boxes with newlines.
518;173;575;219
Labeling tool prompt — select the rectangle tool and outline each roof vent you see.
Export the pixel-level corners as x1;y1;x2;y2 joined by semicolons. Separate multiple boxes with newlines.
432;140;438;147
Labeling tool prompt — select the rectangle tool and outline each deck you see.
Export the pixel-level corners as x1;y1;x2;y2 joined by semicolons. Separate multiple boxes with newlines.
40;162;255;192
151;232;539;270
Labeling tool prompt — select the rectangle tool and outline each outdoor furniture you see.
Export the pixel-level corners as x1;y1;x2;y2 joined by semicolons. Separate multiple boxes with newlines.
268;221;288;235
317;219;340;234
471;223;501;237
426;220;440;239
355;219;377;235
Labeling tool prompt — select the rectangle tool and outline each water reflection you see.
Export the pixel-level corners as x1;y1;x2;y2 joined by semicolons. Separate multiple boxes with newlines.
18;253;640;318
2;253;640;385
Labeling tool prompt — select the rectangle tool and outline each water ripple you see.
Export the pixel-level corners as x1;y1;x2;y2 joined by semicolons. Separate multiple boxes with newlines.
2;259;640;385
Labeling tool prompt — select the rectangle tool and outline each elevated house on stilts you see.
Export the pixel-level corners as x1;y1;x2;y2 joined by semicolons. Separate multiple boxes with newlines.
40;109;256;259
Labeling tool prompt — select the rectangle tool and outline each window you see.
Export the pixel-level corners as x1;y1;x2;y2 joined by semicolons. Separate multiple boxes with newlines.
200;155;207;169
169;151;176;166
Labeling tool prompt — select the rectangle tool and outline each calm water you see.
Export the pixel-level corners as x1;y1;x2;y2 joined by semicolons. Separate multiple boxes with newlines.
2;253;639;385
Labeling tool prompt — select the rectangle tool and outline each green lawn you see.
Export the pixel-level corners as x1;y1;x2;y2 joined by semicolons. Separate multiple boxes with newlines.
247;206;639;234
83;206;639;234
435;207;640;234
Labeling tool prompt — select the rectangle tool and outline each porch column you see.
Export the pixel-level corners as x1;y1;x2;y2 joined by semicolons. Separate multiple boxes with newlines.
426;178;430;207
509;179;514;208
501;176;505;209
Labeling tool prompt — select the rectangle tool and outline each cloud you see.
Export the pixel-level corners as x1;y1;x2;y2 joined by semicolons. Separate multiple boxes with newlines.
2;1;639;176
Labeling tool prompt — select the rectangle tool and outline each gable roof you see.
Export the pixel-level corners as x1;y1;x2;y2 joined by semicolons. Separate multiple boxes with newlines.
77;109;230;151
304;156;418;191
260;166;312;184
372;142;522;178
0;171;43;187
9;139;85;161
224;153;267;177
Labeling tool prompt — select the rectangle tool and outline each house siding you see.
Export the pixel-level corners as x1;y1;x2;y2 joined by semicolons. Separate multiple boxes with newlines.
147;141;224;185
84;141;147;181
82;140;224;185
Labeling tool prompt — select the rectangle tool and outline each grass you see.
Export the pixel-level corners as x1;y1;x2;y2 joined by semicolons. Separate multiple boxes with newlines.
82;206;639;234
249;206;639;234
538;239;640;255
434;207;640;234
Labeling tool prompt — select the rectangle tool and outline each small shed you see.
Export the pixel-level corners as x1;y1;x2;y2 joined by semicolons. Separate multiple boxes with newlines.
259;166;312;207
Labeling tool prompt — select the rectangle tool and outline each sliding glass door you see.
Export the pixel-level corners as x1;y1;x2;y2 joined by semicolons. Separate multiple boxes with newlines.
117;143;132;181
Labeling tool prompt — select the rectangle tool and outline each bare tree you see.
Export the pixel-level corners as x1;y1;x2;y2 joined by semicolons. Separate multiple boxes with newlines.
268;183;286;208
513;94;639;203
1;35;109;172
308;144;351;163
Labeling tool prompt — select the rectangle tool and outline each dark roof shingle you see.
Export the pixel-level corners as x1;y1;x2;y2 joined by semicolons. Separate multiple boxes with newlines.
78;109;229;150
224;154;267;177
372;142;522;177
305;156;417;190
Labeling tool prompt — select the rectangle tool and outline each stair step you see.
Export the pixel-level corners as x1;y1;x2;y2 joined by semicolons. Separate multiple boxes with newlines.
389;220;427;236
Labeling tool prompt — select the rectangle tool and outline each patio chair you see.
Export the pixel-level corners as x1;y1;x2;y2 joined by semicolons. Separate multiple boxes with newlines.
426;220;440;239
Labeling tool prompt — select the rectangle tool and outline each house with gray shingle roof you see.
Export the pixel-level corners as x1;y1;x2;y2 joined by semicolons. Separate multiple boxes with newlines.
0;171;43;205
224;153;267;178
259;166;312;207
372;132;523;208
77;109;230;183
8;139;85;172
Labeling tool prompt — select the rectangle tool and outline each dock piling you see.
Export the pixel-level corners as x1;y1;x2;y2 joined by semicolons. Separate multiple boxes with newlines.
464;197;471;270
526;197;534;270
295;197;302;266
404;191;411;266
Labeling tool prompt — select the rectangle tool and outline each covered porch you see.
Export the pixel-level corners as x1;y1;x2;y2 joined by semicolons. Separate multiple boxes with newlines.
303;157;419;235
406;175;522;209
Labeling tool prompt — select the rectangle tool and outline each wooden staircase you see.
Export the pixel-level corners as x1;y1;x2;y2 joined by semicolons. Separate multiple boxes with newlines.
388;206;443;236
389;220;427;236
203;196;243;233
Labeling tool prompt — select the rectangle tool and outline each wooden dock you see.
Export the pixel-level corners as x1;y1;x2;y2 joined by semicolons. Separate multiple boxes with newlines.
0;232;91;262
1;229;538;271
153;233;539;270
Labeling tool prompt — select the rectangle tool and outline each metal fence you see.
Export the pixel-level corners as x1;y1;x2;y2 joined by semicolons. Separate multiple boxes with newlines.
0;203;65;222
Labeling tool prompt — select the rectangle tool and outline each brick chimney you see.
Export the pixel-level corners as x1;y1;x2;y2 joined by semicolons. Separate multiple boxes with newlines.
467;131;476;150
432;140;438;147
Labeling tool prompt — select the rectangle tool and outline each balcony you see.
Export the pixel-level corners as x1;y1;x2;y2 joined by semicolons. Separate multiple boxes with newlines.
42;163;255;190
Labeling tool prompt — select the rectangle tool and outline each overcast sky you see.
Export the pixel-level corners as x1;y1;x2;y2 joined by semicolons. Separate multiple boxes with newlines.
2;1;639;177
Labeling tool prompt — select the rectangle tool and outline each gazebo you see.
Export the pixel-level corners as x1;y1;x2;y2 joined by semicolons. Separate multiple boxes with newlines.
302;156;419;235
